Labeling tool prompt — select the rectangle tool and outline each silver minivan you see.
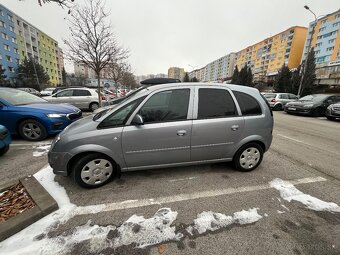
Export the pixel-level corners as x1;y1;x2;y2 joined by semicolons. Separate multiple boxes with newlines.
48;83;273;188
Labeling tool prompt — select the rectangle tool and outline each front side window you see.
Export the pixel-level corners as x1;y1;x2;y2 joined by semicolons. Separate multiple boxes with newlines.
56;90;73;97
99;98;144;128
198;88;236;119
138;89;190;124
233;91;262;116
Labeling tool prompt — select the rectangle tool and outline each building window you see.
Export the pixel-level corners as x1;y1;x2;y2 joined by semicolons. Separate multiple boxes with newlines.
329;39;336;44
0;10;3;16
9;26;14;32
1;32;8;40
4;44;10;51
319;27;326;32
321;19;327;24
336;14;340;19
6;56;12;62
8;67;14;72
0;20;5;28
8;15;13;22
333;22;340;27
11;37;16;43
316;42;322;47
326;46;334;52
14;48;18;54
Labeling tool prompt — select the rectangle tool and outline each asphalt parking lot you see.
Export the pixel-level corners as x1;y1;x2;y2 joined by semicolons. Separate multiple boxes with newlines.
1;111;340;255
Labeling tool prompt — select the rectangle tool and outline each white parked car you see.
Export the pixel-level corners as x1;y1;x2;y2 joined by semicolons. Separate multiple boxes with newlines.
40;87;56;96
45;88;104;111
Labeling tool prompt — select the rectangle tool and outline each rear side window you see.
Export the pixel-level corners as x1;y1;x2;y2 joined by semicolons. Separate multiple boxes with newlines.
279;94;288;99
73;90;91;96
233;91;262;116
198;89;236;119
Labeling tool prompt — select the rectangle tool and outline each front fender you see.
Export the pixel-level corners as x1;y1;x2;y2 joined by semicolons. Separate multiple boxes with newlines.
69;144;125;168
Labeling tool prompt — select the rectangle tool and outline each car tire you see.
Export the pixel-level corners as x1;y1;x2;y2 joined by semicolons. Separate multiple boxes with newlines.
0;145;9;156
18;119;47;141
234;143;264;172
72;153;116;188
273;104;282;111
312;108;322;117
89;102;99;112
326;116;335;121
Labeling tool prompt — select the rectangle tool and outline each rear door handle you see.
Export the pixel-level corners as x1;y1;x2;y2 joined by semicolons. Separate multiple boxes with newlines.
177;130;187;136
231;125;239;131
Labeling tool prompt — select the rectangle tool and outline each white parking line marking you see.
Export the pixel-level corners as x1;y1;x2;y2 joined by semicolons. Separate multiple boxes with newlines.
276;133;340;156
74;176;327;215
168;177;197;182
11;143;52;147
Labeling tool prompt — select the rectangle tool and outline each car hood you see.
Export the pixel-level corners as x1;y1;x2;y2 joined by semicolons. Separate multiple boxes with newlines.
59;114;97;137
287;100;314;106
16;103;80;114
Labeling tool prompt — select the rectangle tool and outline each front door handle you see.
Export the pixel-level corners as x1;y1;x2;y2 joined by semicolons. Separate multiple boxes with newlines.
231;125;239;131
177;130;187;136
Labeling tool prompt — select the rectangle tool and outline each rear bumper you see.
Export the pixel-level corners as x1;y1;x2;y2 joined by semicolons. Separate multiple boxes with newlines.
48;151;74;176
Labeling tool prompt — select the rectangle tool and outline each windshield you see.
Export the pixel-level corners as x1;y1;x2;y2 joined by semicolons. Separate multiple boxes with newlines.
1;89;47;105
299;95;328;102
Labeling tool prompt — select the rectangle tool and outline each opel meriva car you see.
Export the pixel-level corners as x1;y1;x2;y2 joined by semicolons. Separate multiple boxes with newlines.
49;83;273;188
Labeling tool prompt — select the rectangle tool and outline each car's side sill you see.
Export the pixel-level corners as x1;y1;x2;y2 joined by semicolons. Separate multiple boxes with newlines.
121;158;233;172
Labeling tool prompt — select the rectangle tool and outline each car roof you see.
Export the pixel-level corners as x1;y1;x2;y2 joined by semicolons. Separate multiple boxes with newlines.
140;78;181;85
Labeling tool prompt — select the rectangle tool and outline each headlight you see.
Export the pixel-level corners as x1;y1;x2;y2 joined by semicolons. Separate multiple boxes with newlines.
327;105;332;110
303;104;314;108
50;134;61;150
46;113;67;118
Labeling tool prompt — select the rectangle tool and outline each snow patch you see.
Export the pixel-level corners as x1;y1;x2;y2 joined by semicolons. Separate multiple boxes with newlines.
33;145;51;157
114;208;182;248
187;208;262;235
270;178;340;213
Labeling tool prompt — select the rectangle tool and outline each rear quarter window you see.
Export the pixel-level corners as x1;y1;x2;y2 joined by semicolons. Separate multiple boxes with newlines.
233;91;262;116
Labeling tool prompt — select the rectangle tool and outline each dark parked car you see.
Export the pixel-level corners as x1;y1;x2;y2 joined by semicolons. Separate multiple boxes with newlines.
0;88;82;141
284;94;340;117
326;103;340;120
0;124;11;156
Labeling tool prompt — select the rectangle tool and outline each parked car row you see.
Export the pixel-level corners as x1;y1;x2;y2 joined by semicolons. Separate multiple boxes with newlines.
262;92;340;120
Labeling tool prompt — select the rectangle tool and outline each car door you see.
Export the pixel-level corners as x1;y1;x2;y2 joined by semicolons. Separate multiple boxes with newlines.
122;87;193;169
73;89;91;109
50;89;74;105
191;87;244;161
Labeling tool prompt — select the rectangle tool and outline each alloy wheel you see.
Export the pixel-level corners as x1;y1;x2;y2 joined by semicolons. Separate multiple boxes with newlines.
22;123;42;140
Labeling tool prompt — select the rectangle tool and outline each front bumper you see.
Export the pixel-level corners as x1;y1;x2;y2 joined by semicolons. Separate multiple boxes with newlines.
284;107;313;115
48;151;74;176
44;113;82;135
326;109;340;118
0;130;11;149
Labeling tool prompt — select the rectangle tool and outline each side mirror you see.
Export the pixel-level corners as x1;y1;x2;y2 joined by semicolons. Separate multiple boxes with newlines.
132;114;144;125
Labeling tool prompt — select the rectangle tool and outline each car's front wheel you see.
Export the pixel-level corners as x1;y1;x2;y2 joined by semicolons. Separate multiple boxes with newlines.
234;143;264;172
0;145;9;156
326;116;336;121
18;119;47;141
72;153;116;188
89;102;99;112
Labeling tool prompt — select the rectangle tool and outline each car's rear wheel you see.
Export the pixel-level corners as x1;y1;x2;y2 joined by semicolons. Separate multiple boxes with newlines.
89;102;99;112
72;153;116;188
0;145;9;156
312;108;322;117
326;116;336;121
273;104;282;111
18;119;47;141
234;143;264;172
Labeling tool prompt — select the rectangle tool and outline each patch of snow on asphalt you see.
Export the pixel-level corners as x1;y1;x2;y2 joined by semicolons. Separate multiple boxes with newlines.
114;208;182;248
187;208;262;235
33;144;51;157
270;178;340;213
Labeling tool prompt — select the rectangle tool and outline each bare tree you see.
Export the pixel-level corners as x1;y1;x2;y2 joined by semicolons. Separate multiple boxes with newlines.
19;0;74;7
109;62;131;85
64;0;128;105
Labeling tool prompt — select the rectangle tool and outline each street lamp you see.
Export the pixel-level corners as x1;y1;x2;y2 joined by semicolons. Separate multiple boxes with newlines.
297;5;318;97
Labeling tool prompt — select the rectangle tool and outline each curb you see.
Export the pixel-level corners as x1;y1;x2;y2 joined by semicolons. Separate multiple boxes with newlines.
0;176;58;242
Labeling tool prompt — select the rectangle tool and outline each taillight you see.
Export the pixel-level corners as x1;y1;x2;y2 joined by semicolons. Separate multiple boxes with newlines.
271;98;276;102
101;96;106;100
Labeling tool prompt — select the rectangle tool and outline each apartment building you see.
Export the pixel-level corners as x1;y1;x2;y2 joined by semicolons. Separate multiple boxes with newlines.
301;9;340;86
205;53;236;82
0;4;64;85
236;26;307;83
189;66;206;82
168;67;185;80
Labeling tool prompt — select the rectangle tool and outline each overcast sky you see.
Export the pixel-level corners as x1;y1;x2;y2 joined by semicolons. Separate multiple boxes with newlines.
2;0;340;75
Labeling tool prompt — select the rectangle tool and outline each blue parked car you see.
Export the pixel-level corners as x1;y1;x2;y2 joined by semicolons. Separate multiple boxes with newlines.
0;88;82;141
0;124;11;156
